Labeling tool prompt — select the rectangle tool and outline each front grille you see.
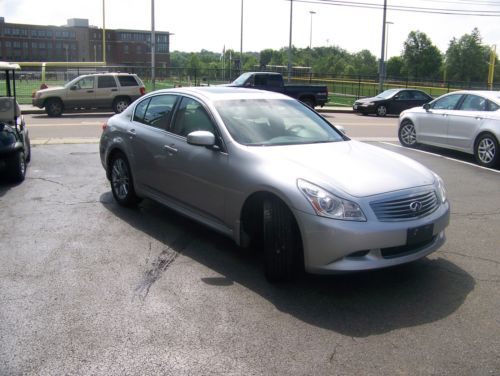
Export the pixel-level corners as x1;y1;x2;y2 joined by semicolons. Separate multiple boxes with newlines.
370;190;439;221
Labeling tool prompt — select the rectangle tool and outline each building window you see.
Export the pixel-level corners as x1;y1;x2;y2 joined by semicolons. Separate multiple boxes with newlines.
124;45;129;54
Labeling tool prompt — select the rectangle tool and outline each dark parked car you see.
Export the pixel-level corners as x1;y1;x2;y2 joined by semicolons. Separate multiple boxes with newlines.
0;62;31;183
353;88;433;117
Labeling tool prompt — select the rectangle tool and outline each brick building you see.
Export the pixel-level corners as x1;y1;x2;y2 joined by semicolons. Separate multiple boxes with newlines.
0;17;170;67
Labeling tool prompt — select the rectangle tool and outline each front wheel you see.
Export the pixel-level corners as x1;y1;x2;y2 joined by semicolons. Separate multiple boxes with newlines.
113;97;131;114
45;99;63;117
7;150;26;183
475;133;499;168
398;120;418;147
376;105;387;117
109;153;140;206
262;198;301;282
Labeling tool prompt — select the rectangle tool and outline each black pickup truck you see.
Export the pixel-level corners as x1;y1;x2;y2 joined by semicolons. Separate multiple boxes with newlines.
227;72;329;108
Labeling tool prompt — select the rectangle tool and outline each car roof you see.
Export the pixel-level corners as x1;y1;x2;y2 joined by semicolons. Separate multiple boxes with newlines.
151;86;293;101
444;90;500;104
0;61;21;70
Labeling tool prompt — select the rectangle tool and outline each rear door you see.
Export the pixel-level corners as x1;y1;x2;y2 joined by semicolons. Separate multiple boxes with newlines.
95;75;118;108
446;94;489;150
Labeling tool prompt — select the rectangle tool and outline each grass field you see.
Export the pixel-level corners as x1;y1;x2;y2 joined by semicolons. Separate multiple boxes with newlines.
2;76;458;107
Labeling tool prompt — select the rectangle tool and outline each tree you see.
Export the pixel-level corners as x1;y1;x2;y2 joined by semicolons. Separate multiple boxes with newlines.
402;31;443;79
445;28;490;83
386;56;404;77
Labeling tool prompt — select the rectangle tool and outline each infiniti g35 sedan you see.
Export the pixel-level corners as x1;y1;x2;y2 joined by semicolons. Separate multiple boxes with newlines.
398;90;500;168
100;87;450;281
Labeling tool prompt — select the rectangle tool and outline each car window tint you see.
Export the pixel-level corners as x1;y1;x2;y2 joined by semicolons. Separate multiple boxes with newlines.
142;95;178;129
215;98;344;146
397;91;412;100
118;76;138;87
412;91;429;100
487;100;500;111
133;98;150;123
171;97;215;137
97;76;117;88
77;77;94;90
432;94;462;110
254;75;267;86
459;95;487;111
267;75;282;87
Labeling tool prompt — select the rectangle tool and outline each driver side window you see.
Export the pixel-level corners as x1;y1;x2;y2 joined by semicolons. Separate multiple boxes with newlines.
76;77;95;90
432;94;462;110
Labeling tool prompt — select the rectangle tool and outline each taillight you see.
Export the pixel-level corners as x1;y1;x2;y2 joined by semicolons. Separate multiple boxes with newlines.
102;122;108;131
140;87;146;96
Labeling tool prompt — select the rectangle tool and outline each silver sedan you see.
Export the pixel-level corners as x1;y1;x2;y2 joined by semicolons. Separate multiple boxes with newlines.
398;90;500;168
100;87;450;281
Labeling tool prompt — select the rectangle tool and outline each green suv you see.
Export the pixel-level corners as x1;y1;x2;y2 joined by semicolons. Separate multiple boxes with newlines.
32;72;146;117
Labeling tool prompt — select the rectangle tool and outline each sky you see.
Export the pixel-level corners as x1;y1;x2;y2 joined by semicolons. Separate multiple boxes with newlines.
1;0;500;59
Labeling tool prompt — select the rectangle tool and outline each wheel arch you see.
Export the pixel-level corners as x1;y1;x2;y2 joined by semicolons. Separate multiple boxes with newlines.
105;146;127;180
42;96;64;108
238;190;303;251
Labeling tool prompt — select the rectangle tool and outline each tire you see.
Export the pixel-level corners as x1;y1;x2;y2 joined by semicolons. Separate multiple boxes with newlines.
376;105;387;117
25;136;31;163
109;153;140;207
112;97;131;114
262;198;301;282
45;98;63;117
7;150;26;183
398;120;418;148
474;133;499;168
301;97;315;109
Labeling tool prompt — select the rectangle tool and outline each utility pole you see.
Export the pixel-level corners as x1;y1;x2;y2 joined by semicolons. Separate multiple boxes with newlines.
378;0;387;92
102;0;106;64
240;0;244;74
151;0;156;91
287;0;293;83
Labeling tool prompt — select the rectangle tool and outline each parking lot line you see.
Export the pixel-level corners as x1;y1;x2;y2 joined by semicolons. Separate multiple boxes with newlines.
381;142;500;174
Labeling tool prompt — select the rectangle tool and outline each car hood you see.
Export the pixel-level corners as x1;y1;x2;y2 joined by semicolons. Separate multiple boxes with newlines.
355;96;386;104
37;86;65;94
252;140;435;198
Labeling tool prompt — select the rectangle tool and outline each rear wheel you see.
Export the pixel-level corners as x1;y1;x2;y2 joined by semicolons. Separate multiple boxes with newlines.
112;97;131;114
45;99;63;117
7;150;26;183
262;198;301;282
109;153;140;206
475;133;499;168
398;120;418;147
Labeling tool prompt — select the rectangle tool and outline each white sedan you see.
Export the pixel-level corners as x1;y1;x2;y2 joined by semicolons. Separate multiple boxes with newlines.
398;90;500;168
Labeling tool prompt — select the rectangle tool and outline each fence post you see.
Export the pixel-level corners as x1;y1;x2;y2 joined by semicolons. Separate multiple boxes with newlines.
357;76;361;99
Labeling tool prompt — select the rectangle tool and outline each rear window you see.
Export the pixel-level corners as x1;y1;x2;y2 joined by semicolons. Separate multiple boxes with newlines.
118;75;139;87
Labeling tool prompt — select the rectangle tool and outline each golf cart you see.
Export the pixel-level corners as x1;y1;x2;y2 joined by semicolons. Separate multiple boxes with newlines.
0;61;30;182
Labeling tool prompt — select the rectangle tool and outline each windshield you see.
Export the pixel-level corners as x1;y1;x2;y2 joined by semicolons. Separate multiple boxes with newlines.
214;99;345;146
376;89;399;99
64;76;83;88
231;72;253;86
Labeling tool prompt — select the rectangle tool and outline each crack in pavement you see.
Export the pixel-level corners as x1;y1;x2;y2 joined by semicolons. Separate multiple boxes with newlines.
440;250;500;266
27;177;65;187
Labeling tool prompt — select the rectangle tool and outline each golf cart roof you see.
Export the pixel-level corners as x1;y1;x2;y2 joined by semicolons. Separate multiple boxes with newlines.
0;62;21;70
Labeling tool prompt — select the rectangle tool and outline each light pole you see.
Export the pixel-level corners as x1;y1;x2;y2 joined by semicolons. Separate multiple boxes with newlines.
287;0;293;83
309;11;316;49
378;0;387;92
385;21;393;63
151;0;156;91
102;0;106;64
240;0;244;74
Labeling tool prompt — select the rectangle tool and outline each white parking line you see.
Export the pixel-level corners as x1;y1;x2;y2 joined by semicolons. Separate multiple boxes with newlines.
29;122;102;127
381;142;500;174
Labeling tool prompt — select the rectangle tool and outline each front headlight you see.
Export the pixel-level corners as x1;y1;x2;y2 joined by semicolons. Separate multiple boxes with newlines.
434;173;447;203
297;179;366;221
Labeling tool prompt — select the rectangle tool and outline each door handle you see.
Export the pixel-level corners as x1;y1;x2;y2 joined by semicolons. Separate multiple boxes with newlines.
87;90;94;93
164;145;178;154
111;89;118;92
475;117;483;120
127;129;136;138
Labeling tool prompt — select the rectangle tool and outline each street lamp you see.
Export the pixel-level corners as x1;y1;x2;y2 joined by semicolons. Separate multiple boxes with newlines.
378;0;387;92
240;0;244;74
309;11;316;49
287;0;293;83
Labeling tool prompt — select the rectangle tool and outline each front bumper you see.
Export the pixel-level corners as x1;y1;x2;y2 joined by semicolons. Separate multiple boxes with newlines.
353;103;376;113
294;201;450;274
32;98;44;108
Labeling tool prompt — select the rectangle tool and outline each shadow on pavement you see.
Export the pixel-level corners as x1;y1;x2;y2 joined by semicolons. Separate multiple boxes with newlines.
101;192;475;338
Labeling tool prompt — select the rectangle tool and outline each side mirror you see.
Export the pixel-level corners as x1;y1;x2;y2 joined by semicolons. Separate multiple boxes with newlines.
70;85;78;91
187;130;216;147
423;103;431;111
394;94;399;100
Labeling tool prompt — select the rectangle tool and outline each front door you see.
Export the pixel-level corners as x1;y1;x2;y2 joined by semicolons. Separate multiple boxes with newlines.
66;76;96;108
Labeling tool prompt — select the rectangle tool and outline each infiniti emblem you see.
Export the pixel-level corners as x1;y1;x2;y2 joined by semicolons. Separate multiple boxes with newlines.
409;201;423;212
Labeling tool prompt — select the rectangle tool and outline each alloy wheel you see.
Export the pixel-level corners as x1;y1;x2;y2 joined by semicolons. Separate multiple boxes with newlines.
400;122;416;146
477;137;496;164
111;158;130;201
